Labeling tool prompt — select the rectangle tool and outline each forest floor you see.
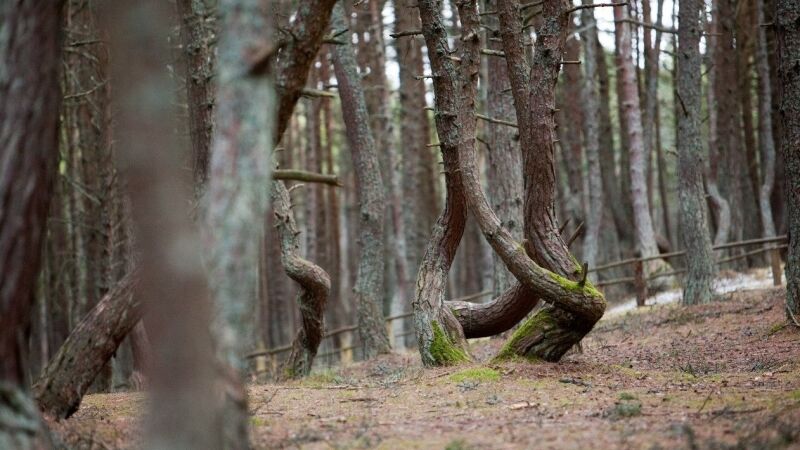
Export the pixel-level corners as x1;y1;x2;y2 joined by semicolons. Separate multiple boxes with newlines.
58;273;800;449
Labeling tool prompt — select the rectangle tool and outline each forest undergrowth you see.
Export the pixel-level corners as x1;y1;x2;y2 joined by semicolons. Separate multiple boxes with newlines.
56;284;800;449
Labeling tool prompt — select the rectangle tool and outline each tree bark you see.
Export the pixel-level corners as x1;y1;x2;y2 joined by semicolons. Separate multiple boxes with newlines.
580;2;603;269
755;0;778;239
677;0;716;305
203;0;275;445
704;6;732;246
614;2;671;284
272;182;331;379
776;0;800;323
0;2;62;447
176;0;216;189
484;5;525;295
34;273;138;419
331;2;392;358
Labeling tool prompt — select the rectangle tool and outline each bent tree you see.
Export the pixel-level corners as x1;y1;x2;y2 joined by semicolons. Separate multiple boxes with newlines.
0;2;62;447
411;0;606;366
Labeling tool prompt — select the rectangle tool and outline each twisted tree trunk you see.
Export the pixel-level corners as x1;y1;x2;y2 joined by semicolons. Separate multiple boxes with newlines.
272;182;330;379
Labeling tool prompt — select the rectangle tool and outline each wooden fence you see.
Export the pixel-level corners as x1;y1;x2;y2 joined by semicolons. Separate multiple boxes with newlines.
251;235;788;372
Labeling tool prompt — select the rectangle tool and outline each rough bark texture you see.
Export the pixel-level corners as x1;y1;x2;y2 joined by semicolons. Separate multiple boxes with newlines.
331;2;392;358
411;0;474;366
272;182;331;379
102;1;221;448
176;0;216;189
776;0;800;322
34;273;138;419
0;1;62;447
580;3;603;269
491;0;605;361
677;0;716;305
395;0;440;295
275;0;339;142
485;11;524;295
614;3;671;285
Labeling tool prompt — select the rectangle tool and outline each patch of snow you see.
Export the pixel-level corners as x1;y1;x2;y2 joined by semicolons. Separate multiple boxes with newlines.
603;268;783;319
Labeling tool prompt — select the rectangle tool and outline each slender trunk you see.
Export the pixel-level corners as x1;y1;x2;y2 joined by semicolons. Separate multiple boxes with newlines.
331;3;392;358
484;9;524;295
580;3;603;269
704;6;732;245
176;0;216;190
678;0;716;305
0;2;62;447
614;3;670;281
776;0;800;322
756;0;778;238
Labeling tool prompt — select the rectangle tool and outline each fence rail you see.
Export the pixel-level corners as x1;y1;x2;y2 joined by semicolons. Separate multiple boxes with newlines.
252;235;788;370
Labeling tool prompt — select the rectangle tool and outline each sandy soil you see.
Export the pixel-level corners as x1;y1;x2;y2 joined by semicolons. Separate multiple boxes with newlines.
57;285;800;449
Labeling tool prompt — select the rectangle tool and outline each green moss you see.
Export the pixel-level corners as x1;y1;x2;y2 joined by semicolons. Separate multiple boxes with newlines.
618;392;637;401
789;390;800;401
449;367;501;383
430;321;469;365
494;309;554;362
547;271;603;298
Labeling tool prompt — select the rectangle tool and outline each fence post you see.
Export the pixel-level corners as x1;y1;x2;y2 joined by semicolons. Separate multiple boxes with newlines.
770;245;782;286
633;252;647;307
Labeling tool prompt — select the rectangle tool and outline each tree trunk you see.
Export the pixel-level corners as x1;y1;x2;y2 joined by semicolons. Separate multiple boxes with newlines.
34;273;138;419
272;182;331;379
704;5;732;246
0;2;62;447
203;0;275;445
614;2;671;285
580;2;603;269
677;0;716;305
102;0;221;447
776;0;800;323
755;0;778;238
331;2;392;358
176;0;216;190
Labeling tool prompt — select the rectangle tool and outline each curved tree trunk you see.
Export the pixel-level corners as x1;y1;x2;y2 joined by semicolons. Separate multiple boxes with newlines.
272;182;331;379
330;2;391;358
677;0;716;305
0;2;62;448
34;273;138;419
415;0;606;365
